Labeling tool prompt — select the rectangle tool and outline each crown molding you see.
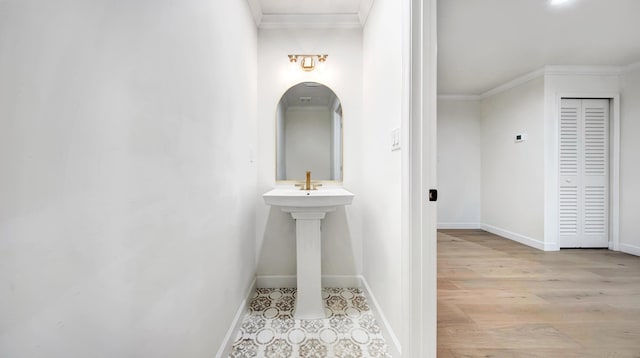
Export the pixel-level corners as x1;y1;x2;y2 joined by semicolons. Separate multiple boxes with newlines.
437;95;480;101
287;105;332;111
543;65;622;76
259;13;362;29
358;0;375;26
623;61;640;74
463;64;628;100
247;0;372;29
479;67;546;99
246;0;263;26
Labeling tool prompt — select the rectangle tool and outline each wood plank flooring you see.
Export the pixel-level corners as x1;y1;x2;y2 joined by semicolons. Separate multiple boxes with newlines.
438;229;640;358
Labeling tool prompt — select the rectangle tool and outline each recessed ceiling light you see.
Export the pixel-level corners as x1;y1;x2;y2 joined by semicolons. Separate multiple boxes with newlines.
550;0;571;5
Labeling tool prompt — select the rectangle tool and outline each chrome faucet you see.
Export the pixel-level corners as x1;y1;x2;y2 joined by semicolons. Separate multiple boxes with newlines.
295;171;322;190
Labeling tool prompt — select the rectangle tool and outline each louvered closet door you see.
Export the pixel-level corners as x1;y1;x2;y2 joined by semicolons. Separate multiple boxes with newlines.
559;98;609;248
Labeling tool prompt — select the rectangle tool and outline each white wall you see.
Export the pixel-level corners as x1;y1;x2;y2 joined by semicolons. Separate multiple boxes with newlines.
0;1;257;357
437;99;481;228
284;107;331;179
480;77;546;248
620;65;640;255
256;29;363;279
362;0;404;349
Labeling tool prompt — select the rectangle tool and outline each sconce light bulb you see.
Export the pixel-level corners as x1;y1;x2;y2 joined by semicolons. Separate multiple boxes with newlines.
287;54;328;72
301;56;315;72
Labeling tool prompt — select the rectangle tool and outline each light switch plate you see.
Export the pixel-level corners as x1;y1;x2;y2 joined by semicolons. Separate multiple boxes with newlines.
391;128;401;151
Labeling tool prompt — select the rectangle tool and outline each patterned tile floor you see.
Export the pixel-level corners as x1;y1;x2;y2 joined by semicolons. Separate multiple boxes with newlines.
229;287;391;358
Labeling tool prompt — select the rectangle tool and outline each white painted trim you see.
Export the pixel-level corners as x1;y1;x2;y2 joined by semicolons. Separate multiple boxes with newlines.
248;0;376;29
437;94;480;101
610;95;621;252
479;68;545;99
245;0;262;27
358;0;375;26
407;0;438;357
257;275;296;288
323;275;362;287
480;223;557;251
423;0;439;356
360;276;402;357
256;275;362;288
259;14;363;29
544;65;623;77
437;222;481;229
287;105;331;111
400;0;412;356
215;278;257;358
550;93;621;251
620;243;640;257
440;65;629;100
624;61;640;74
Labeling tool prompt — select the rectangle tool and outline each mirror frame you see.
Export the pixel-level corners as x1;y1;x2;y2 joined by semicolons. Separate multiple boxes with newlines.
275;81;344;183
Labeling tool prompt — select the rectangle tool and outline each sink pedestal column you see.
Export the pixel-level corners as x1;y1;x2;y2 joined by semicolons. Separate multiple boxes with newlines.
263;187;354;320
288;210;329;319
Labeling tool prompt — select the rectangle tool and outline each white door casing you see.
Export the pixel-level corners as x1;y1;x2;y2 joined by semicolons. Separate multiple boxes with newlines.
559;98;609;248
401;0;437;357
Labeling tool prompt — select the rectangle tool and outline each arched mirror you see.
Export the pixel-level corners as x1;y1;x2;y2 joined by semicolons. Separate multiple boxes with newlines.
276;82;343;182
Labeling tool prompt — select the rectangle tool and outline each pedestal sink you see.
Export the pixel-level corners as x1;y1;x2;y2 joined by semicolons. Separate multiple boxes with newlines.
263;187;354;319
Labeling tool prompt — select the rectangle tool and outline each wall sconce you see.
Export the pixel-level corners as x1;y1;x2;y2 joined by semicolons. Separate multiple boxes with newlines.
288;54;328;72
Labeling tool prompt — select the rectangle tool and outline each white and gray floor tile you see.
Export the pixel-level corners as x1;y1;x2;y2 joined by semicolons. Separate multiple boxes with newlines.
229;287;391;358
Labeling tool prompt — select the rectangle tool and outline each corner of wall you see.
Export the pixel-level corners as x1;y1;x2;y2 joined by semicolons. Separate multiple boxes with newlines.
479;77;546;245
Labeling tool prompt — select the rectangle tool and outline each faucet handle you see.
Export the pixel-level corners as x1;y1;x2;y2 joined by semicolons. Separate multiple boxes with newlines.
311;183;323;190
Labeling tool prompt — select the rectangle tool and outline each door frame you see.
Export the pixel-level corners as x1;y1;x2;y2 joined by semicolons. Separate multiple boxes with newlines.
554;93;620;251
401;0;438;357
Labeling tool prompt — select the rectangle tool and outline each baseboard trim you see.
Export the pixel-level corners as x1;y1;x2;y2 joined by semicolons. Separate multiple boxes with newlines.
215;278;256;358
256;275;296;288
620;243;640;257
437;222;481;229
323;275;362;287
480;223;555;251
360;276;402;357
256;275;362;288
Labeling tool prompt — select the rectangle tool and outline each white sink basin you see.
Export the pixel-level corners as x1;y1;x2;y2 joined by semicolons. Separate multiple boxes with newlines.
262;186;354;319
263;187;354;211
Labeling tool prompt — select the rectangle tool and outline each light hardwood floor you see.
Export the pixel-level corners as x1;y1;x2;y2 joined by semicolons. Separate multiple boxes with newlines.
437;229;640;358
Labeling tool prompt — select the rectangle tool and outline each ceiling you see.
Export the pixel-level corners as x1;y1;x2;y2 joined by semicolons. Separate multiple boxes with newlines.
248;0;640;95
438;0;640;95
